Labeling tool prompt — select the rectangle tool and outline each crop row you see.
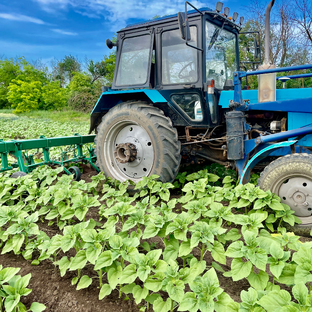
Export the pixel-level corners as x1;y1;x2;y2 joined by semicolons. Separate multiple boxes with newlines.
0;166;311;311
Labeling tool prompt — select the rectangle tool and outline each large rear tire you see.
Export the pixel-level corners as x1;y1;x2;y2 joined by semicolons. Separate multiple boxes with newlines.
95;101;181;183
257;153;312;235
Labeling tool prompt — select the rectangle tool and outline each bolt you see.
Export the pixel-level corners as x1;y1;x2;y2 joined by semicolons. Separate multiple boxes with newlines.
303;202;309;206
294;203;297;206
296;189;299;192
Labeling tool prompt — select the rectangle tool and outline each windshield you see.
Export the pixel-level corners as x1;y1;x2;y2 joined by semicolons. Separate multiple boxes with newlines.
206;21;237;89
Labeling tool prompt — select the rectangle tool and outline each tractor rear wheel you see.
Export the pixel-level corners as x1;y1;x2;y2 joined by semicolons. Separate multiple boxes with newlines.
95;101;181;183
257;153;312;235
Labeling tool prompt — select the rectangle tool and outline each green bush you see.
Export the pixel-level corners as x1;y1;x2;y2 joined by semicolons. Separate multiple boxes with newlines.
5;60;68;113
67;72;102;112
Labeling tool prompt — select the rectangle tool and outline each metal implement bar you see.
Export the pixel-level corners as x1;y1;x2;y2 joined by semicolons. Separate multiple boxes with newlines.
0;134;99;174
257;124;312;144
243;124;312;156
277;73;312;80
244;64;312;77
0;134;96;153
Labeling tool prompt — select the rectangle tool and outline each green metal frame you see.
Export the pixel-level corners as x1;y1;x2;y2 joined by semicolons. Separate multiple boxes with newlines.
0;134;99;175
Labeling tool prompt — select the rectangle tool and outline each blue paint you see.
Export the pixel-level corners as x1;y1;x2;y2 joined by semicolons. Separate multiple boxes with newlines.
219;88;312;108
247;97;312;113
288;113;312;147
91;89;168;115
268;145;311;156
239;141;297;184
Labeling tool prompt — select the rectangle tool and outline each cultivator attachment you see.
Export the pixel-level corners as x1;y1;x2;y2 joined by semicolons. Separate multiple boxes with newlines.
0;134;99;177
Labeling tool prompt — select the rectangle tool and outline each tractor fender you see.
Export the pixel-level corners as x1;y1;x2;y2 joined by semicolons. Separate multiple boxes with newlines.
89;90;167;133
239;140;297;184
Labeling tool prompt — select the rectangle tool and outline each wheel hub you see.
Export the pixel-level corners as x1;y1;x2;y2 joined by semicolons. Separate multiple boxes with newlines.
279;177;312;217
114;143;137;163
292;191;306;204
105;123;154;179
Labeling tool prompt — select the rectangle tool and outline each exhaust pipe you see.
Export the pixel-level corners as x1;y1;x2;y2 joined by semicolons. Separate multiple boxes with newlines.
258;0;276;103
264;0;275;65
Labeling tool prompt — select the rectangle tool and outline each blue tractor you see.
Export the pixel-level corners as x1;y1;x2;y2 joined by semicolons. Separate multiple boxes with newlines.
90;1;312;229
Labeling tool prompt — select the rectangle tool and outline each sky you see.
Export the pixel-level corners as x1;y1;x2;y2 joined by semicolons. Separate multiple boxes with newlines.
0;0;247;66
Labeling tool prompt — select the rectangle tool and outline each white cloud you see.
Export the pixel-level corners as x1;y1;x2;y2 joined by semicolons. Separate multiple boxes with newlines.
33;0;210;30
52;28;78;35
0;13;46;24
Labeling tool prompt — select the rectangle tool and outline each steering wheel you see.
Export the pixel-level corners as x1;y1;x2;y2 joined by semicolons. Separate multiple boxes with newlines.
178;61;196;80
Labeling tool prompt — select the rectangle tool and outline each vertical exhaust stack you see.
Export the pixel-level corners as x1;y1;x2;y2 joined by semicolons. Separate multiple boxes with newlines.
258;0;276;103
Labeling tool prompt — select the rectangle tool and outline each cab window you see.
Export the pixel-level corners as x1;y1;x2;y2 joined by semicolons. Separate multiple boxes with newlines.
206;21;237;89
162;27;198;85
116;35;151;86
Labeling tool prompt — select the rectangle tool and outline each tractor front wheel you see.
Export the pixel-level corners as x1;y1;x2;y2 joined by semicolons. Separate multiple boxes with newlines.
95;101;181;183
257;153;312;235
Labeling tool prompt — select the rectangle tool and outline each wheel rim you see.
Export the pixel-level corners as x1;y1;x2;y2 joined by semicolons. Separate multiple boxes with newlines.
68;167;79;180
103;121;154;180
272;174;312;226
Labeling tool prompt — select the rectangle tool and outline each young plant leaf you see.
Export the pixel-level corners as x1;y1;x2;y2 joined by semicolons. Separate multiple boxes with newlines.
99;284;112;300
76;275;92;290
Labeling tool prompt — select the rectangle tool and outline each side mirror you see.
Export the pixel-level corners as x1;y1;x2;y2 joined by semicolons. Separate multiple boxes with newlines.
240;31;262;65
254;37;260;59
178;12;191;41
106;39;117;49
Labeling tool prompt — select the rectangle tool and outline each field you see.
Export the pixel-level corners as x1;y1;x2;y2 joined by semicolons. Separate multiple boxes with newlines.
1;111;312;312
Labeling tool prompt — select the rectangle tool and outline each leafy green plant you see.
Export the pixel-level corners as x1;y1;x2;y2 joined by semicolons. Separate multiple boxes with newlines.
0;266;46;312
0;164;309;312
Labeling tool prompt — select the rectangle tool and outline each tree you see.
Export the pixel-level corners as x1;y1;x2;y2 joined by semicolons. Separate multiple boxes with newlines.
0;59;21;108
241;0;295;67
6;59;68;113
52;55;81;87
0;58;48;110
41;81;68;110
102;52;116;86
67;72;102;112
239;0;312;89
291;0;312;47
87;60;108;84
7;80;42;113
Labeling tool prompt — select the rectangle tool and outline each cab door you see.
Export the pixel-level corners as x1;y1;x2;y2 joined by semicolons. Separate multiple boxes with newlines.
155;16;211;127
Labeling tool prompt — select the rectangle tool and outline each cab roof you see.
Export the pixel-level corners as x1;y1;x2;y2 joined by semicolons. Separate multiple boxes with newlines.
119;7;241;32
121;7;213;31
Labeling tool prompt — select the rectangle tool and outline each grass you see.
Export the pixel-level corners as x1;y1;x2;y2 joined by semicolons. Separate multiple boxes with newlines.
0;109;90;123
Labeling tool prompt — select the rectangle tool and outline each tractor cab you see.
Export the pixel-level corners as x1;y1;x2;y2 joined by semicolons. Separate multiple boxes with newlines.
109;3;242;128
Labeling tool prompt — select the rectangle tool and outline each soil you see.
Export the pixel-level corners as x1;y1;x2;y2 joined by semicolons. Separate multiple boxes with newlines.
0;164;293;312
